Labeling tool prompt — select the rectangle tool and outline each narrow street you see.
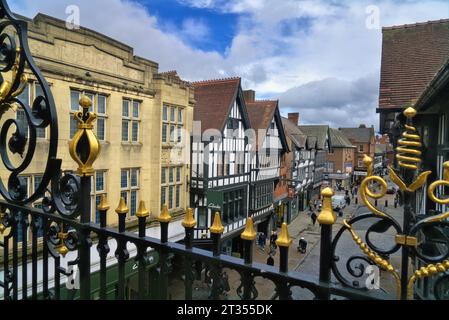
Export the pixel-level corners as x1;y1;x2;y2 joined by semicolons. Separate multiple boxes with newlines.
170;190;404;300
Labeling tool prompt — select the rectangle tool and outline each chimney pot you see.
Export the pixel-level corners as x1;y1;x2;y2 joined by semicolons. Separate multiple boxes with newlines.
288;113;300;125
243;90;255;103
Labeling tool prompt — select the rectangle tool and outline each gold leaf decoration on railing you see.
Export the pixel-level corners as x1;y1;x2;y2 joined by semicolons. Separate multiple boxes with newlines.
359;155;389;218
343;220;401;299
407;261;449;300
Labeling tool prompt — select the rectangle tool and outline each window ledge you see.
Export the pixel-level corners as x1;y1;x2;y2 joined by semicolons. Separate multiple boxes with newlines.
162;143;184;149
121;142;143;147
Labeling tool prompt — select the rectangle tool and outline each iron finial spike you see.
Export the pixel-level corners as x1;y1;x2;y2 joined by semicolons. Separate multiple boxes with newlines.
275;222;292;247
403;107;417;119
182;208;196;228
97;194;110;211
210;212;224;234
136;200;150;218
115;197;129;215
79;94;92;109
158;204;172;223
241;217;256;241
317;187;337;225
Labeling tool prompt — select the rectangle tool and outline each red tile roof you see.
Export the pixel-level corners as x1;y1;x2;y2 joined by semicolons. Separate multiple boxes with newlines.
192;78;242;133
246;100;277;131
379;19;449;110
246;100;278;149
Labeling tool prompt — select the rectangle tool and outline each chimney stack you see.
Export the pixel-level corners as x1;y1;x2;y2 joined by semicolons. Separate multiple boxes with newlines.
288;113;300;125
243;90;255;103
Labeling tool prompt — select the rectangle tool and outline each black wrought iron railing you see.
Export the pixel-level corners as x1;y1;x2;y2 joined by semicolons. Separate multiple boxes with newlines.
0;0;448;301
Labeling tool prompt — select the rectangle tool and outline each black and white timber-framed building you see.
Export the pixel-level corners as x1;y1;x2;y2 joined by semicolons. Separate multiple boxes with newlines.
245;91;289;237
190;78;252;254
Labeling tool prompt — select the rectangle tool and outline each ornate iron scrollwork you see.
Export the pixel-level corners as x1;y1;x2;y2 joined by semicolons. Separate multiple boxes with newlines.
0;0;59;206
331;106;449;300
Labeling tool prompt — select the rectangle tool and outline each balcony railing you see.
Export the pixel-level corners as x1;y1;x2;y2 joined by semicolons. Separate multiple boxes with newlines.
0;0;447;301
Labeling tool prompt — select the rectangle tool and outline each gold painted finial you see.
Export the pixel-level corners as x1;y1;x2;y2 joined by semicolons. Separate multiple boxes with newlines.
136;201;150;218
79;95;92;109
403;107;417;119
241;217;256;241
56;231;69;257
97;194;110;211
363;154;373;166
317;187;337;225
115;197;129;215
68;94;101;177
182;208;196;228
57;244;69;257
158;204;172;223
276;222;292;247
210;212;224;234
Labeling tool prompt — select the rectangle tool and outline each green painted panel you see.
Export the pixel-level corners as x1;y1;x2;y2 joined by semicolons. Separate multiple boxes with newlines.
207;190;223;211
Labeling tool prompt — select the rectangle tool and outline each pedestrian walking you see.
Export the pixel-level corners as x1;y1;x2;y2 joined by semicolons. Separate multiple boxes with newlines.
345;194;351;206
260;232;266;249
310;211;317;226
297;237;308;253
269;231;277;251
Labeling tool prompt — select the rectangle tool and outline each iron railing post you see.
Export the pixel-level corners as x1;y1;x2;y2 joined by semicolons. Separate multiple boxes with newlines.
241;217;256;299
182;208;196;300
97;195;110;300
158;204;172;300
68;95;101;300
79;175;92;300
136;201;150;300
317;188;336;300
209;212;224;300
276;222;292;300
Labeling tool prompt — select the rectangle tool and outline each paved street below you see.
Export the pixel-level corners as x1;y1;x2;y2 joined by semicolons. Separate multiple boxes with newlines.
169;189;406;300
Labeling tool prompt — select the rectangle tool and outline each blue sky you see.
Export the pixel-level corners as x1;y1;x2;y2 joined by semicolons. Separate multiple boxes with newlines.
140;0;240;53
10;0;449;129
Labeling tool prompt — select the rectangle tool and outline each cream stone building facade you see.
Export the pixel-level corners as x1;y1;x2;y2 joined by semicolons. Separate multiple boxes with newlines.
1;13;194;234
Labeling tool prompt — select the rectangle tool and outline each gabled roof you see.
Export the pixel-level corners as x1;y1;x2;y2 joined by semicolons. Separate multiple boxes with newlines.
415;58;449;110
247;100;277;132
298;125;329;150
246;100;289;152
329;128;354;148
339;126;375;144
306;136;317;150
192;77;250;133
281;117;307;149
378;19;449;111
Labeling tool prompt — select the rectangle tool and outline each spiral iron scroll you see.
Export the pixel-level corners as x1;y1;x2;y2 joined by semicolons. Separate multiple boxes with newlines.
0;1;81;218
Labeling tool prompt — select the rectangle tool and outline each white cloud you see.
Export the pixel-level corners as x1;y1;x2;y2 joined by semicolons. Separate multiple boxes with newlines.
10;0;449;129
181;18;210;41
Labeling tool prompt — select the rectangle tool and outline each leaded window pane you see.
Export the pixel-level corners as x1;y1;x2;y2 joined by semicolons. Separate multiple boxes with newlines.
96;172;105;192
133;101;139;118
97;118;105;141
97;95;106;114
130;190;137;216
121;170;128;189
131;169;138;187
132;121;139;142
70;90;79;111
122;120;129;141
122;100;130;117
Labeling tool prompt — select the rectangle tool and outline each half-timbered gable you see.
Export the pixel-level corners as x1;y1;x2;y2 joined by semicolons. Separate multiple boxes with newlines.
246;100;289;222
190;78;251;248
